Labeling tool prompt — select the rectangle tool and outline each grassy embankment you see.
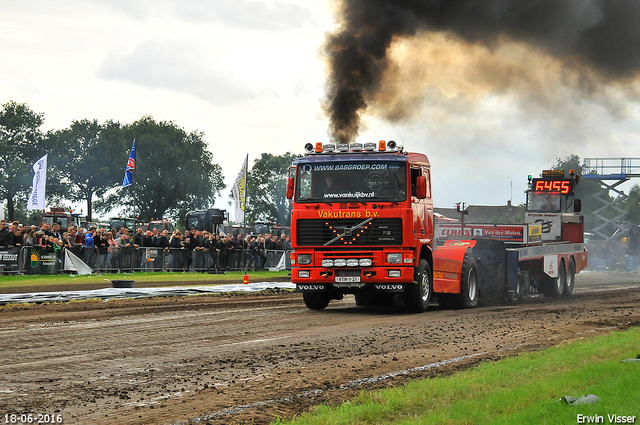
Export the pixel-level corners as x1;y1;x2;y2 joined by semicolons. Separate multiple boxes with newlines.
0;270;291;292
276;327;640;425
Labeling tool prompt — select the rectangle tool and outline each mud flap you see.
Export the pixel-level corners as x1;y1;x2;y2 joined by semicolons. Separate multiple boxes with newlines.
470;239;507;303
505;250;520;298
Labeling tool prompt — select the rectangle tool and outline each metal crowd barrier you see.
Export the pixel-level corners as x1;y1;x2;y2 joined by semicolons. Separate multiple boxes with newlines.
1;246;292;275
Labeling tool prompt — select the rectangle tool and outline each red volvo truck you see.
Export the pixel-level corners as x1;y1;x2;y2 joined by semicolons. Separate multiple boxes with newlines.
286;141;588;312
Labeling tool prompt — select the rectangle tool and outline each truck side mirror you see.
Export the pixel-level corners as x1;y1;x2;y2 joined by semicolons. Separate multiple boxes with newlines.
574;199;581;213
416;176;427;199
286;177;294;199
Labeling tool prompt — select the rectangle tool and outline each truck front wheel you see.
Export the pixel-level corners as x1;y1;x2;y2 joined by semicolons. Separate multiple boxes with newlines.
303;292;330;310
405;259;432;313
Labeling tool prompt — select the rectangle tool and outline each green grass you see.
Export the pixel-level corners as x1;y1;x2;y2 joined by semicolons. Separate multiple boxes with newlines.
276;327;640;424
0;270;290;290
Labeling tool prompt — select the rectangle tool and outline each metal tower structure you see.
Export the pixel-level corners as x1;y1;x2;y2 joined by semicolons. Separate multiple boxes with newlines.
582;158;640;241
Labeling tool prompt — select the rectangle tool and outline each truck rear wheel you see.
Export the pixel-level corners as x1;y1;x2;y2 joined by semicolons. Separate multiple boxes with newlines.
563;257;575;296
405;259;432;313
303;292;330;310
452;253;478;308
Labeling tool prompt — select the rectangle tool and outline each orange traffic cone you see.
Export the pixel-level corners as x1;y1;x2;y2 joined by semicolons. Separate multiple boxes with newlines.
243;273;249;284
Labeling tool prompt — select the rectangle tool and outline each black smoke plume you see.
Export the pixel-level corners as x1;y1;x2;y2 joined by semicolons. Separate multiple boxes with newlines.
323;0;640;143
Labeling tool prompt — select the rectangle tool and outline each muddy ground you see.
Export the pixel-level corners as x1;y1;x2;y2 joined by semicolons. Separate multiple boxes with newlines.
0;271;639;425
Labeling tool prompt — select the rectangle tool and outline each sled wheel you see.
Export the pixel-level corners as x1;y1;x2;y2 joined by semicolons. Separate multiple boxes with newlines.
453;253;479;308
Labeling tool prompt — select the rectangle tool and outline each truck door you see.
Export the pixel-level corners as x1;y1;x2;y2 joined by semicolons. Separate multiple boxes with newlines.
422;166;433;237
410;165;433;240
411;166;426;238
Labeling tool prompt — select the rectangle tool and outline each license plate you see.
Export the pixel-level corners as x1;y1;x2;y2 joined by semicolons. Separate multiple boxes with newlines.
335;276;361;283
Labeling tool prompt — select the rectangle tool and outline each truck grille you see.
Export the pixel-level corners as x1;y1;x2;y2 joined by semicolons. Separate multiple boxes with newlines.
296;218;403;246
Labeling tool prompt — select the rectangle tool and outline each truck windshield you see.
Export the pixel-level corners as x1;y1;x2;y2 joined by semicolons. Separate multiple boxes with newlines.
527;192;561;212
186;216;199;230
296;161;407;202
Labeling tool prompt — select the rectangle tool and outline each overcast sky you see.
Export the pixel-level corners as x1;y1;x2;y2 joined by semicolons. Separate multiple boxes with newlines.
3;0;640;221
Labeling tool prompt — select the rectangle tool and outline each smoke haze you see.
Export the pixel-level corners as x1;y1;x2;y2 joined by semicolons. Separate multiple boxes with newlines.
323;0;640;142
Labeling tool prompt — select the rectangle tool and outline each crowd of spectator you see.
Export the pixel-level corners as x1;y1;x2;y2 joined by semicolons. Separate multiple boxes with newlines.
0;219;291;273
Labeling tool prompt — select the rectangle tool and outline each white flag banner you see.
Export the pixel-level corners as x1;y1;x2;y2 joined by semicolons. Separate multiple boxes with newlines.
28;154;47;210
232;154;248;222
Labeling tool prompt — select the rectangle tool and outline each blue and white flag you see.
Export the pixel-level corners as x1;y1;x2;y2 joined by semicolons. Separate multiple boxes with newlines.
28;154;47;210
122;139;136;188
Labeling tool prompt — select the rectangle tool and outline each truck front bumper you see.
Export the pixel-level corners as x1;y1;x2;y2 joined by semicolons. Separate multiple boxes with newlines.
292;266;415;286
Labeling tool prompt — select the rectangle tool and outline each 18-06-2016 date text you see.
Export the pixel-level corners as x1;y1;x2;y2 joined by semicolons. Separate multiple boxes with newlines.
4;413;63;423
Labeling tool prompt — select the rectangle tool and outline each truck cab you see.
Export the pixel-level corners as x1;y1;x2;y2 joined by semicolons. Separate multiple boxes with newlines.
185;209;227;234
147;219;174;234
524;170;584;243
109;217;139;233
288;141;438;312
40;208;80;233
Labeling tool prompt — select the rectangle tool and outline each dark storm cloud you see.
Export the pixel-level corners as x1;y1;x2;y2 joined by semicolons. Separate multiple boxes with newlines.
324;0;640;142
97;41;258;106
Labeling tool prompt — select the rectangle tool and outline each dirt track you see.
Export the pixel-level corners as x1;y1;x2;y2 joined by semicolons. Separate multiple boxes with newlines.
1;272;639;425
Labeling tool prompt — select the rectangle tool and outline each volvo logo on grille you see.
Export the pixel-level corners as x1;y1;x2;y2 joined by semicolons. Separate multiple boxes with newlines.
297;284;325;291
374;284;404;291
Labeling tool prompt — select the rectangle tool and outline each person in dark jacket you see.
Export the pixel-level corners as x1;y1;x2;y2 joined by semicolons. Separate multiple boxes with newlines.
0;220;10;247
133;228;145;247
215;236;231;270
168;231;183;271
191;230;206;271
181;230;194;271
156;230;169;249
141;230;155;270
94;229;107;271
253;236;267;271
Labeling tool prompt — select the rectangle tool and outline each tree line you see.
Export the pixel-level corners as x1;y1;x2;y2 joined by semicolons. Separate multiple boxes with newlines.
0;101;295;227
4;100;639;233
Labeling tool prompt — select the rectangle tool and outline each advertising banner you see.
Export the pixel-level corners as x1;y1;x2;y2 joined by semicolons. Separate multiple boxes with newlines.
437;224;527;243
25;246;58;275
28;154;47;210
0;247;20;271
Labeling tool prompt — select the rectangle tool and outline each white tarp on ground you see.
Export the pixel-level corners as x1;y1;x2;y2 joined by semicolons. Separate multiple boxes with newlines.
0;281;296;305
63;250;92;275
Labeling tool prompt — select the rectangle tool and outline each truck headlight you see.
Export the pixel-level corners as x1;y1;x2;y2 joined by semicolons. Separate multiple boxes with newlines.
388;270;401;278
298;270;310;278
359;259;372;267
346;259;359;267
333;259;347;267
297;254;312;265
321;259;334;267
387;253;402;264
